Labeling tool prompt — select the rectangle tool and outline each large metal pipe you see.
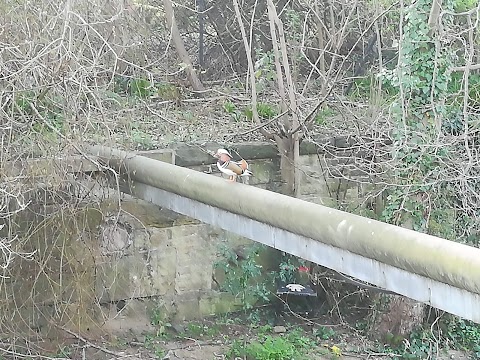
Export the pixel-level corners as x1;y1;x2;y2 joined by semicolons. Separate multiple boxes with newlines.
89;145;480;295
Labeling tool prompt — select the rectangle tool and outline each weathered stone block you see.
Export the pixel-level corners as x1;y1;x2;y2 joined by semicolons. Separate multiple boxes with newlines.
198;292;244;316
137;149;175;164
175;264;212;294
138;227;170;251
169;225;218;294
149;247;177;295
249;159;280;185
102;299;155;334
145;296;177;323
173;293;200;321
95;253;151;301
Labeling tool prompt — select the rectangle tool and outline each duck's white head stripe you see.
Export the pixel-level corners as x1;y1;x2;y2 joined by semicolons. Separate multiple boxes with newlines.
216;148;233;157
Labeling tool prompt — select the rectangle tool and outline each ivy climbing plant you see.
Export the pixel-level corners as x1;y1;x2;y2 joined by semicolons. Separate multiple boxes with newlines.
370;0;461;341
398;0;453;126
382;0;456;237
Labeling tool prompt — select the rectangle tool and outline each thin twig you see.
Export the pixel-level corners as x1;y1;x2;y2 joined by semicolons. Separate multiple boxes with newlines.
144;102;177;124
58;326;126;357
225;110;290;138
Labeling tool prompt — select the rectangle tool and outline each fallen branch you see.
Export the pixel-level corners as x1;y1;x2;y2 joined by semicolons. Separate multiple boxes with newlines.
0;346;69;360
58;326;126;357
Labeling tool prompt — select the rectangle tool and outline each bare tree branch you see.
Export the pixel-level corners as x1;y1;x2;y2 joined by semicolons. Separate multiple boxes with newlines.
164;0;204;91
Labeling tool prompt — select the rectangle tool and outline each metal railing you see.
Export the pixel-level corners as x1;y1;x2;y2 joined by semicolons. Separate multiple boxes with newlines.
89;145;480;322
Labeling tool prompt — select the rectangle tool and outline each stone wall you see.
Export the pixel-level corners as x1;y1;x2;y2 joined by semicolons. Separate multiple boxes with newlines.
97;200;258;335
0;142;374;339
95;146;373;335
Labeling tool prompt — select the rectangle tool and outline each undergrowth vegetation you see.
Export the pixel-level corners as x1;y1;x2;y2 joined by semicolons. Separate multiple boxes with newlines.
142;288;480;360
226;328;324;360
379;316;480;359
207;243;480;359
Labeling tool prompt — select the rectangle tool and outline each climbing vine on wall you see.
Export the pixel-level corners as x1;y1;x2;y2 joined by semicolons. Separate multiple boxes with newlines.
382;0;458;238
399;0;453;125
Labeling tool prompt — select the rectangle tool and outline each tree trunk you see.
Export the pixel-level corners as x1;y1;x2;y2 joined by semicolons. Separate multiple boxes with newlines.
275;135;299;196
163;0;204;91
266;0;301;197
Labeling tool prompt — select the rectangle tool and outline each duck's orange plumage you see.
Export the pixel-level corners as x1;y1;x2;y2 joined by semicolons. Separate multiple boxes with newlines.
237;159;249;171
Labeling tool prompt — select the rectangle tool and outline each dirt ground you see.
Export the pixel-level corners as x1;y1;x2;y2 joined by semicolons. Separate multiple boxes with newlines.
46;310;472;360
66;333;470;360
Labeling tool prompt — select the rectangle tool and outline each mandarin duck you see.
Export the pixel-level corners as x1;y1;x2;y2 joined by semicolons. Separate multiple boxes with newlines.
214;148;253;182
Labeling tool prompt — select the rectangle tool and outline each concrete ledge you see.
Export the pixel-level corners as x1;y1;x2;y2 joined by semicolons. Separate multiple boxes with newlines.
88;145;480;300
166;137;366;167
